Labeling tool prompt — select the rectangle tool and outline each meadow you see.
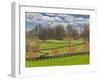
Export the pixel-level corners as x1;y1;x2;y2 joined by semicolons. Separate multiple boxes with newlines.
26;55;89;67
39;39;87;55
26;39;89;67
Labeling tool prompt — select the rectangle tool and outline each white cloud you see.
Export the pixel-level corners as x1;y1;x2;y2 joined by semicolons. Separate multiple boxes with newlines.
64;15;75;23
51;16;63;22
74;17;89;24
41;16;53;22
26;13;89;31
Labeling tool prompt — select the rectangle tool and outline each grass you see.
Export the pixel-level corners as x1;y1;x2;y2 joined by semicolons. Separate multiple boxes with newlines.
39;39;88;54
26;39;89;67
26;55;89;67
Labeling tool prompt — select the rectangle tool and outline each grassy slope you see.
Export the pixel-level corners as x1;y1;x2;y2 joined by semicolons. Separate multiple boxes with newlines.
39;40;87;54
26;55;89;67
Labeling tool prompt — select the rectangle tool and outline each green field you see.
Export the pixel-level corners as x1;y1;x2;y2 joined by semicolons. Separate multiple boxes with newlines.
39;39;88;55
26;55;89;67
26;40;89;67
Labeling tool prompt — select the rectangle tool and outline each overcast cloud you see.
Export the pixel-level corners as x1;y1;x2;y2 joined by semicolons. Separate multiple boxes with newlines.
26;12;89;31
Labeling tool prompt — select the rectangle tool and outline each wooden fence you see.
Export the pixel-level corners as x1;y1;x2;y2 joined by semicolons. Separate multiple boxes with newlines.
26;51;89;61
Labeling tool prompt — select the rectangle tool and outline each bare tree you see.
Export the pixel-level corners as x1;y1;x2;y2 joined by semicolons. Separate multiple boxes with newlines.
80;24;89;41
65;24;79;52
66;24;79;39
54;24;65;40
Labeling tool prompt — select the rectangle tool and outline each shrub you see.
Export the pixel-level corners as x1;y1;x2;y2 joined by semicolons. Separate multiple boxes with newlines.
67;46;76;53
51;48;60;56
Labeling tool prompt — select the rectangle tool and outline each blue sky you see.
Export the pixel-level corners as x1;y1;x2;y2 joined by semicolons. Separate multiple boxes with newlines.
25;12;89;31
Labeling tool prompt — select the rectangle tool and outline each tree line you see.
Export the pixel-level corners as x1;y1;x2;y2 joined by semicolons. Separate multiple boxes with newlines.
26;23;89;42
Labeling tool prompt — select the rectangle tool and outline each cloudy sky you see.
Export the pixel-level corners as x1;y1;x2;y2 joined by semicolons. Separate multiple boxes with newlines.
25;12;89;31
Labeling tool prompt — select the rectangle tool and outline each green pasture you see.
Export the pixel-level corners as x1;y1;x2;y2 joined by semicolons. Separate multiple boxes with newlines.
26;55;89;67
26;39;89;67
39;39;88;55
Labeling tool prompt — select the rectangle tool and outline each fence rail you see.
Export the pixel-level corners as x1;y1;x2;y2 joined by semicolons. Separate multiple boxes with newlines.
26;52;89;61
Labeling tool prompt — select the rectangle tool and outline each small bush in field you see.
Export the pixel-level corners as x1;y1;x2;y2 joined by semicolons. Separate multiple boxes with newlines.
51;48;59;56
67;46;76;53
26;37;41;52
83;40;89;51
26;37;41;59
26;52;37;59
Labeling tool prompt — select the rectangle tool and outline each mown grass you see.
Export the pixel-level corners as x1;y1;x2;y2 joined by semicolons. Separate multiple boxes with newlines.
26;40;89;67
39;39;88;54
26;55;89;67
